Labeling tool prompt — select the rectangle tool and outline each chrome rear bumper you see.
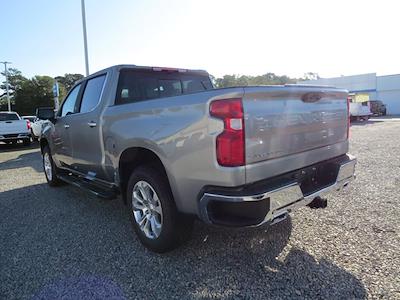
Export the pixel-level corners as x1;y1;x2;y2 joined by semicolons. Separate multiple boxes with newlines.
199;154;356;226
0;132;31;140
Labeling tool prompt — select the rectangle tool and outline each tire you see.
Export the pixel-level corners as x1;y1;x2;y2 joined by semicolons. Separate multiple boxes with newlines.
23;138;31;146
42;145;63;186
31;130;38;141
127;165;193;253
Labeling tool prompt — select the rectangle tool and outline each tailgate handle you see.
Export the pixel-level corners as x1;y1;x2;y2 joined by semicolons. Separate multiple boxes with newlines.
5;121;12;123
302;92;325;103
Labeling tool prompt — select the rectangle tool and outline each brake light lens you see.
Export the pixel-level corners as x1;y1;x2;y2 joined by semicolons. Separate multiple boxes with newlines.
26;120;31;130
210;99;245;166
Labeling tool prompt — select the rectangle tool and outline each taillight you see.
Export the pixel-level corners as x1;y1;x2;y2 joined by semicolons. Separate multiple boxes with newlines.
27;120;31;130
210;98;245;167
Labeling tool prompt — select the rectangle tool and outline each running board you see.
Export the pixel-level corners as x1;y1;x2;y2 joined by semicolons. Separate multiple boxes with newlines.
57;174;118;200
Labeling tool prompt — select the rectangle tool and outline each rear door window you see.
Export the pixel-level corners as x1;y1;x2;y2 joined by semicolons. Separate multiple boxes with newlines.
79;75;106;113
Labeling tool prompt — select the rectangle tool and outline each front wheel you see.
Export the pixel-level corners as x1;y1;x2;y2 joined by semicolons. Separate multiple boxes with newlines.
127;165;193;253
42;146;63;186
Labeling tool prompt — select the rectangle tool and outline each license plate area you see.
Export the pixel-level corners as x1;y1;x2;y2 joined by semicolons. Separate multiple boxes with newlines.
269;184;304;212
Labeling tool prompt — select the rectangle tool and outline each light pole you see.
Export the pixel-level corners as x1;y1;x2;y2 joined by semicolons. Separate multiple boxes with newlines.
81;0;89;76
1;61;12;111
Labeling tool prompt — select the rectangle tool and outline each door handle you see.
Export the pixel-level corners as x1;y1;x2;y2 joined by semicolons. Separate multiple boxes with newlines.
87;121;97;128
64;124;70;129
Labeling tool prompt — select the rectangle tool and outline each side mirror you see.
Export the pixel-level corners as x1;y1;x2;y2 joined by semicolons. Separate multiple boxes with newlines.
36;108;55;121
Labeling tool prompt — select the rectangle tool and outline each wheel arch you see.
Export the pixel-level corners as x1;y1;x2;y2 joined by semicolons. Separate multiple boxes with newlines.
39;138;49;154
118;147;174;205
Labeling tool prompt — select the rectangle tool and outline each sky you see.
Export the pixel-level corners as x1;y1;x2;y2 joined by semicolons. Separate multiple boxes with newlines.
1;0;400;81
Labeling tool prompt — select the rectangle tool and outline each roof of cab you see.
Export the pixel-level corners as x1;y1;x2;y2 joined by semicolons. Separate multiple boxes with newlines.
76;64;209;84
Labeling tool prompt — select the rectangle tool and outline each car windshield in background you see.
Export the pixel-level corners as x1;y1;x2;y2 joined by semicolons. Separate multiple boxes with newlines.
0;113;19;121
116;70;213;104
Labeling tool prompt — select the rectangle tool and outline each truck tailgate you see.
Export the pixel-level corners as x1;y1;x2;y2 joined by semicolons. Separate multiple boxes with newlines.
243;86;348;182
0;120;28;135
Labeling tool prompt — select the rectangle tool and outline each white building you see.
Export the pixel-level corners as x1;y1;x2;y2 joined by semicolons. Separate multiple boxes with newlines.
299;73;400;115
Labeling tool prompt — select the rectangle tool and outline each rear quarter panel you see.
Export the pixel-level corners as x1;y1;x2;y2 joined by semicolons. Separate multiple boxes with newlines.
102;88;246;214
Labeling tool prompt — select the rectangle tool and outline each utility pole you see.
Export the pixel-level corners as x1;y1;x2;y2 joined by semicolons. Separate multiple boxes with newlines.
1;61;12;111
52;80;60;111
81;0;90;76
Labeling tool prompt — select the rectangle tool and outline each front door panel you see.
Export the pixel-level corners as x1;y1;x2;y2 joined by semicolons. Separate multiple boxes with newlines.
52;116;73;167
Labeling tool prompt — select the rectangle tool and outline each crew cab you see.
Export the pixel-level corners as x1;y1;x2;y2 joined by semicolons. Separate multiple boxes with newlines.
39;65;356;252
0;111;31;145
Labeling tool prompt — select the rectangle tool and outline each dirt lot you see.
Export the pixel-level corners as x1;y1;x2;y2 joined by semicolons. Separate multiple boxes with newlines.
1;117;399;299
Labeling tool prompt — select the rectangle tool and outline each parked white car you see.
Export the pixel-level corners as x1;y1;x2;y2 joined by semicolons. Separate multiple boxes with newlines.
31;107;54;139
0;111;31;145
349;101;372;121
30;118;46;139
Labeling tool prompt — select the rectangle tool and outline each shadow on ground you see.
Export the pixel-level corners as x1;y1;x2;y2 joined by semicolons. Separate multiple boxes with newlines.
1;180;366;299
351;120;384;126
0;146;42;173
0;141;39;152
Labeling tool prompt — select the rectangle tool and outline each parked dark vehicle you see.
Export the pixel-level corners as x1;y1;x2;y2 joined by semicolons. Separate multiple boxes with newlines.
368;100;386;116
38;65;356;252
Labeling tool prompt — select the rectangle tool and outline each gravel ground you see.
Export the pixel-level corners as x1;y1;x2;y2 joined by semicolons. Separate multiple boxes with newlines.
0;117;399;299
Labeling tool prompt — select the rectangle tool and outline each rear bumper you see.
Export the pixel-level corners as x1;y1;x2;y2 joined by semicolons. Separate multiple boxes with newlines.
0;132;31;141
199;154;356;227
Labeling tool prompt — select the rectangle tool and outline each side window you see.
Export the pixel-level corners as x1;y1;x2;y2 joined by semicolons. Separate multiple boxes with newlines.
80;75;106;113
60;84;81;117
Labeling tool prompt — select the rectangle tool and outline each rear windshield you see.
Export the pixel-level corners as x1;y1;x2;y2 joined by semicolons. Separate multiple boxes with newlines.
0;113;19;121
115;70;213;105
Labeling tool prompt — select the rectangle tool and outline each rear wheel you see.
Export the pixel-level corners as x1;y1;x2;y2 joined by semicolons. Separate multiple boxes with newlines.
42;145;63;186
31;130;38;141
127;165;193;253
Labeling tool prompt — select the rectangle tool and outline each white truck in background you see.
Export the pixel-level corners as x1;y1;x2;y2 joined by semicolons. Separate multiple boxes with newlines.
348;94;372;121
0;111;31;145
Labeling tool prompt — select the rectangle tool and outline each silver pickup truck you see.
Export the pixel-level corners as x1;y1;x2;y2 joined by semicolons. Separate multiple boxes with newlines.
38;65;356;252
0;111;31;145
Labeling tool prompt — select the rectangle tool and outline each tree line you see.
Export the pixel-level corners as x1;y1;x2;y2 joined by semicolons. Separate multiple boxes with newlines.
0;69;319;115
0;69;83;115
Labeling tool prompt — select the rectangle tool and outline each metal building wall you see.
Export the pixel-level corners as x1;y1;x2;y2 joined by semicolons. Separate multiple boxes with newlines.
299;73;400;114
377;74;400;114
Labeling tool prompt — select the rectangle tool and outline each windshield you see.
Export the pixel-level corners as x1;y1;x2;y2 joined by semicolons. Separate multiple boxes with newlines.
0;113;20;121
